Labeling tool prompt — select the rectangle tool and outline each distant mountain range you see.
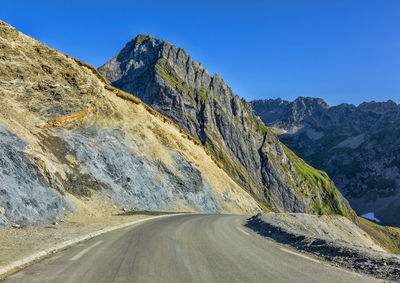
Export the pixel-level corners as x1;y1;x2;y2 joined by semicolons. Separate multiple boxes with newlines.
251;97;400;226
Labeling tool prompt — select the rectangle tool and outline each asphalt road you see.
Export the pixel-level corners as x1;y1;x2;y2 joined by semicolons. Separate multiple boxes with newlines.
4;214;380;283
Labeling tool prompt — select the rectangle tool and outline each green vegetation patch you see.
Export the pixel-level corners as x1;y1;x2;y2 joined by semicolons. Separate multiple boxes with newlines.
254;119;269;135
359;217;400;254
205;138;274;211
156;58;186;91
262;185;276;207
135;34;147;45
206;141;236;177
196;88;208;101
282;145;351;217
188;87;209;101
155;59;209;101
243;115;269;135
254;198;271;212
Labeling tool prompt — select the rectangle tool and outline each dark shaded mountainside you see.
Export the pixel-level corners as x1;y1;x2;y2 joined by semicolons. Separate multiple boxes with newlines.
99;34;355;219
251;97;400;226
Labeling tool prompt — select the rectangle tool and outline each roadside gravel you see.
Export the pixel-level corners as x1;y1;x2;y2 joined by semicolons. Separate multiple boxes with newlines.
0;213;156;279
247;213;400;282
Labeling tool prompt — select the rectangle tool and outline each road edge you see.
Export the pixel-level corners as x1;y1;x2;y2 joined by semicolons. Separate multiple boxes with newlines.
246;214;400;282
0;213;182;280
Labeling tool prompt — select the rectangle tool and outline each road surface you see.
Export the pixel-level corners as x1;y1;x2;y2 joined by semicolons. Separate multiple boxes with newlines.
4;214;380;283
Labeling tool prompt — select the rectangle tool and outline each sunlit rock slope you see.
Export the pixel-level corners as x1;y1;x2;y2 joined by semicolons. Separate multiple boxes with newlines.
0;21;260;226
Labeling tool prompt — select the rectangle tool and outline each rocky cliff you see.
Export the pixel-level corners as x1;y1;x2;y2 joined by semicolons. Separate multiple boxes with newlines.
0;21;262;226
251;97;400;226
99;35;355;219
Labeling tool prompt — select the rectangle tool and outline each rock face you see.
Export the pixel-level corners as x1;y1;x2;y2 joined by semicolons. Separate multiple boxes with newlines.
0;21;261;226
0;125;71;225
251;97;400;226
99;35;355;219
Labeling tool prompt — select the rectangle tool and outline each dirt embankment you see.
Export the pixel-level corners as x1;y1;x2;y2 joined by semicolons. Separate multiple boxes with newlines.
247;213;400;282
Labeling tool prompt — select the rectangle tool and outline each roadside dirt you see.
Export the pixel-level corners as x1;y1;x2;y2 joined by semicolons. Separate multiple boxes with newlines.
247;213;400;282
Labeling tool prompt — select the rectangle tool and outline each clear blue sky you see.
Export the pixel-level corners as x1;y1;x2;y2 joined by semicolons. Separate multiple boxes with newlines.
1;0;399;105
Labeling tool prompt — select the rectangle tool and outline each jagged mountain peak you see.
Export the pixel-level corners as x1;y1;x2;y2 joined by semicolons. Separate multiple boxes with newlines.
357;99;399;114
133;33;154;42
0;20;262;225
293;96;330;107
251;96;330;129
99;34;212;98
99;37;355;219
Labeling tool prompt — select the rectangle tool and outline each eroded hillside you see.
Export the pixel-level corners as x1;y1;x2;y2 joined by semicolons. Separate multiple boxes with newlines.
0;21;260;226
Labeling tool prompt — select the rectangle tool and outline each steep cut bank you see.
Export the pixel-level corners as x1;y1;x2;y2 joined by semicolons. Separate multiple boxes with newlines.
99;35;355;219
0;20;260;226
251;97;400;227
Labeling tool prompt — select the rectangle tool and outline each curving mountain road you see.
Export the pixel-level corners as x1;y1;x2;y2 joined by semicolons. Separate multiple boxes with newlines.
4;214;380;283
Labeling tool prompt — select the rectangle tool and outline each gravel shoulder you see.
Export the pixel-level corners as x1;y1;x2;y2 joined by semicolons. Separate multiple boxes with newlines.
0;212;159;279
246;213;400;282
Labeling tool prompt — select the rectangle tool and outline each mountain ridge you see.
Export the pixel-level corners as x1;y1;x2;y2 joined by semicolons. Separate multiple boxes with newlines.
99;34;356;219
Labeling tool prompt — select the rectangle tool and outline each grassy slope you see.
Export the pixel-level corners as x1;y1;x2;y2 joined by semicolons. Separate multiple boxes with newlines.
358;217;400;254
282;144;356;219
